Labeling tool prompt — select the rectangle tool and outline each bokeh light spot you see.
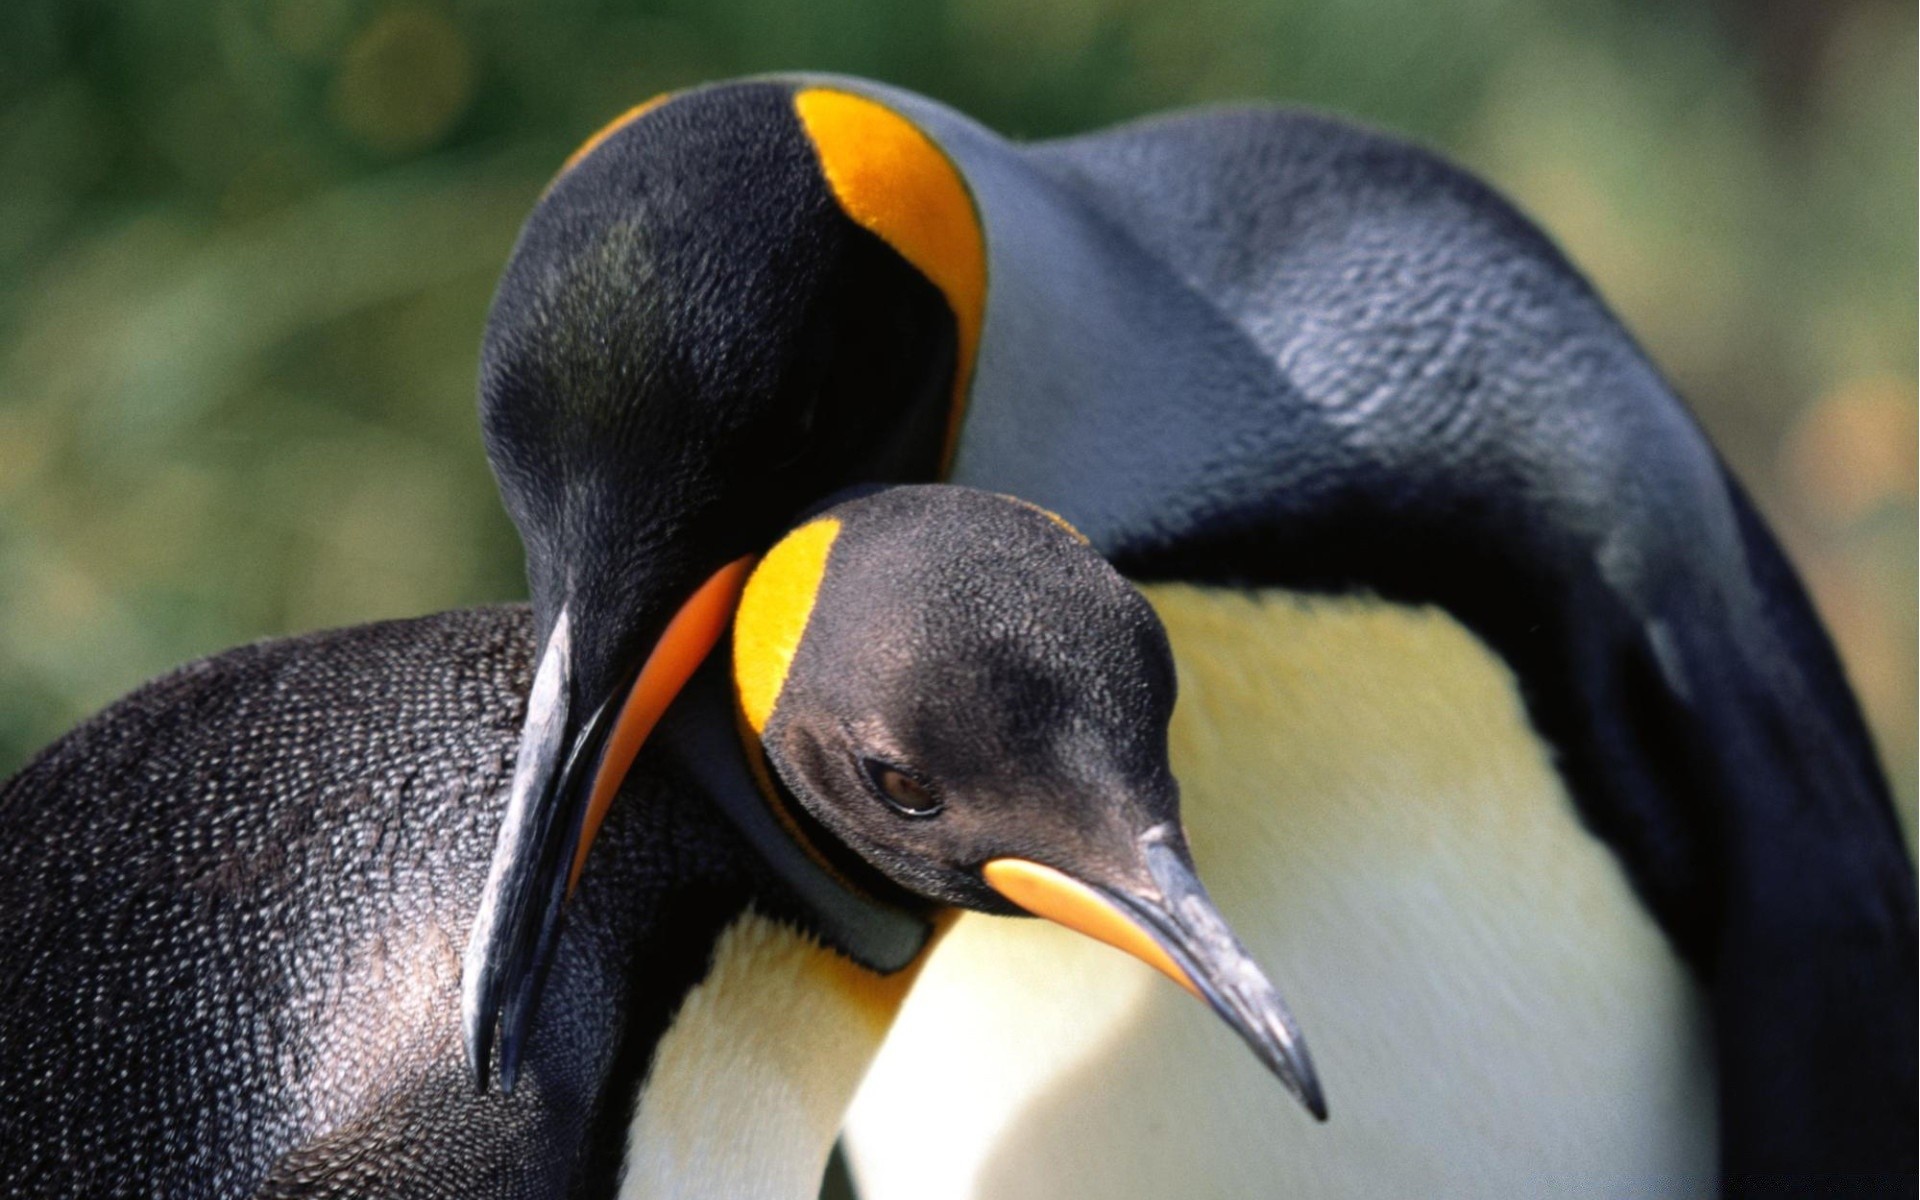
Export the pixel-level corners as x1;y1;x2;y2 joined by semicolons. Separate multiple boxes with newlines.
330;7;475;155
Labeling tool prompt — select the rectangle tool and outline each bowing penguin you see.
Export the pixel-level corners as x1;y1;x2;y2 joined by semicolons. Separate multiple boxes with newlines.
456;77;1914;1196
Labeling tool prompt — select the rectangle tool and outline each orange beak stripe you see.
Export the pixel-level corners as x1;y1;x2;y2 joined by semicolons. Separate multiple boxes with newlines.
566;555;756;893
982;858;1202;1000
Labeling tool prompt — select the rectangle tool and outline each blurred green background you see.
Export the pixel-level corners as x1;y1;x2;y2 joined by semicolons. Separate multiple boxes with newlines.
1;0;1913;832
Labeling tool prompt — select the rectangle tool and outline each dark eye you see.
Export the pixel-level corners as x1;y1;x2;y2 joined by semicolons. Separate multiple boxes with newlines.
861;758;943;818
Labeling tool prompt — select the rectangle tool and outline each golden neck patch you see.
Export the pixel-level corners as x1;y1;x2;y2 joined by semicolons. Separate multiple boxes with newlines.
734;517;843;734
793;88;986;473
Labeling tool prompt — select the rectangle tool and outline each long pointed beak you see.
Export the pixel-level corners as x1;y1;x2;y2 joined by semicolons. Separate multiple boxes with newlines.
983;827;1327;1121
461;557;754;1092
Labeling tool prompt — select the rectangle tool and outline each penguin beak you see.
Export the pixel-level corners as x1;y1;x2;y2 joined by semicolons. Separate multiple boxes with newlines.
461;557;755;1092
982;826;1327;1122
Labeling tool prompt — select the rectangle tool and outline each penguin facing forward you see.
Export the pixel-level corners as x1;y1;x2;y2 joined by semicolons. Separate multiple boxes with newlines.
0;484;1315;1197
457;78;1915;1195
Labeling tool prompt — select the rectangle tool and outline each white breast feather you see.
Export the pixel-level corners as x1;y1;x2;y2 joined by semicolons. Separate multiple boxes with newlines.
620;912;900;1200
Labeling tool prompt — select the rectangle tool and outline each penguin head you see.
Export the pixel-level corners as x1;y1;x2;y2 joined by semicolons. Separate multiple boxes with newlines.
738;486;1175;908
479;81;973;682
734;486;1326;1120
465;79;984;1086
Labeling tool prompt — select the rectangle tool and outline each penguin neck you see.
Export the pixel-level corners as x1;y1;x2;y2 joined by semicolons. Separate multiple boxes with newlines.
616;909;922;1200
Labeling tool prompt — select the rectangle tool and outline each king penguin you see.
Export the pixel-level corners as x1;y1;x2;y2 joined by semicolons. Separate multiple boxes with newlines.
454;77;1916;1197
0;482;1315;1196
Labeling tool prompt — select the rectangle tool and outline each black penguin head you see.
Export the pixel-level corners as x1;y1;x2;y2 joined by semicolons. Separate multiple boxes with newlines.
733;486;1326;1121
463;81;986;1090
480;81;965;687
739;487;1175;907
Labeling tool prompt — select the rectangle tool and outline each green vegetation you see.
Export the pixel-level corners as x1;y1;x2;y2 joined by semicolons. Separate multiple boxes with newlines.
1;0;1912;825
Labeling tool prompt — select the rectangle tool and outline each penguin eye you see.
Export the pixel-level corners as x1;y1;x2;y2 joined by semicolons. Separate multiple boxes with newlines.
860;758;942;818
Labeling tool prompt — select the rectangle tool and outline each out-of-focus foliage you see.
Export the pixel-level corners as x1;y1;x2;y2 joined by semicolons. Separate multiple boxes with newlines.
1;0;1913;833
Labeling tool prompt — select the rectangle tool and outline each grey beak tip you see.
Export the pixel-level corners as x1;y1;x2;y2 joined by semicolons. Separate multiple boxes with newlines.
1133;831;1331;1125
463;1001;493;1092
1299;1072;1329;1123
1265;1031;1327;1122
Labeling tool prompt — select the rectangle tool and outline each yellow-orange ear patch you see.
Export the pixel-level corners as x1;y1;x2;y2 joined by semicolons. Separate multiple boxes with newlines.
793;88;986;474
734;517;843;734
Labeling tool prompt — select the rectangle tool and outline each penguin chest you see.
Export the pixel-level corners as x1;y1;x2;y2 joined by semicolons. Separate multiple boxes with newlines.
619;912;911;1200
847;585;1717;1199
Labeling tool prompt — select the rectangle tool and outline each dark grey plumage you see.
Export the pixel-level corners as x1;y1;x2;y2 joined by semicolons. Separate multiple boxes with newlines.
0;608;759;1198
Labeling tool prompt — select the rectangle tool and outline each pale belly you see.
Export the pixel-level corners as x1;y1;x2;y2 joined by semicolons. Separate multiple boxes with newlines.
620;912;910;1200
845;585;1717;1199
